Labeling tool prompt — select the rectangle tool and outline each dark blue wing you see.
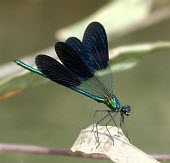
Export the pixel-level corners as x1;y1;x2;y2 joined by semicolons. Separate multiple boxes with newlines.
65;37;82;54
65;37;95;73
35;54;104;102
35;54;81;87
55;42;93;80
82;22;109;71
15;22;112;102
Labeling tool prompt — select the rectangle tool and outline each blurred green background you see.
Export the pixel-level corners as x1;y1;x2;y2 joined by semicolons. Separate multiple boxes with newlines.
0;0;170;162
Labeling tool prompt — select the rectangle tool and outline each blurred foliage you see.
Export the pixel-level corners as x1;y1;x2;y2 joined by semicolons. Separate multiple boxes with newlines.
0;0;170;163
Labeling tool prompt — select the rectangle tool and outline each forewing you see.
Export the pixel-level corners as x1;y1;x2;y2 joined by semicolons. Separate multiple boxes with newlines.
83;22;109;71
55;42;93;80
35;54;81;87
65;37;82;54
65;37;95;73
35;54;105;101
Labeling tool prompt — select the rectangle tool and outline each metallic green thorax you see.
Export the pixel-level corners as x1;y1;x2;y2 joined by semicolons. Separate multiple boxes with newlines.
104;95;121;111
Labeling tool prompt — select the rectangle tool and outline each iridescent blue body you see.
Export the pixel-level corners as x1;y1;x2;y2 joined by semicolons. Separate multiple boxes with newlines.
14;22;131;136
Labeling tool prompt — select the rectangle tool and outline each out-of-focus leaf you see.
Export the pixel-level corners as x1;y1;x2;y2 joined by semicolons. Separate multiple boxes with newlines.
0;47;56;100
56;0;152;41
109;41;170;72
0;41;170;100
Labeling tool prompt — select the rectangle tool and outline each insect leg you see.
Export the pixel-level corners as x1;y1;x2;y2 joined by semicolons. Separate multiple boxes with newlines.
105;112;118;144
120;113;130;141
92;110;111;144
